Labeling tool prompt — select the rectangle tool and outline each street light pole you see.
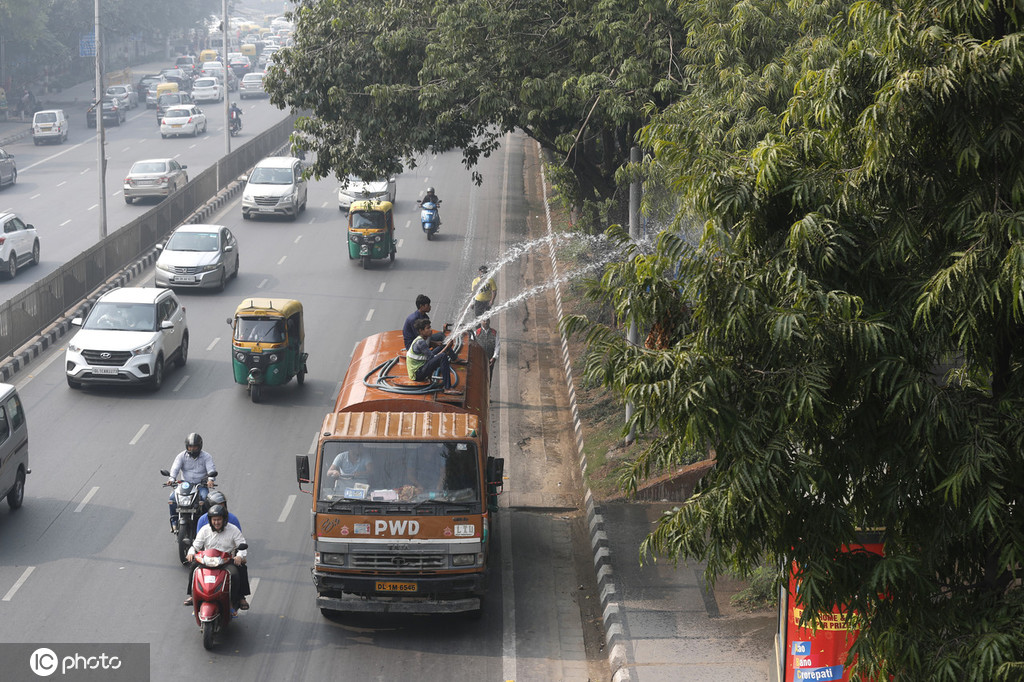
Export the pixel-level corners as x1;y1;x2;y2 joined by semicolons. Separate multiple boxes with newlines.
94;0;107;239
223;0;230;155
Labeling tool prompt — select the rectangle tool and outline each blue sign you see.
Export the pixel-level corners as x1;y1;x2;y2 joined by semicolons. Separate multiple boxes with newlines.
80;33;96;57
793;666;844;681
790;641;811;656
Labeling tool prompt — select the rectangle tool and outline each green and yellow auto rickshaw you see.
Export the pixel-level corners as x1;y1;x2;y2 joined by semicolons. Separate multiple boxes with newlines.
347;199;396;268
227;298;308;403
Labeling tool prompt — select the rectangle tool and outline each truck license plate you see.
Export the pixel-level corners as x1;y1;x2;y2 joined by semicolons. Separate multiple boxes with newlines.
375;581;417;593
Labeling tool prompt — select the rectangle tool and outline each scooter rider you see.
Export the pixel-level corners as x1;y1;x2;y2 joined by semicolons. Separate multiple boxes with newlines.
167;433;216;533
421;187;441;224
196;490;241;532
184;505;249;610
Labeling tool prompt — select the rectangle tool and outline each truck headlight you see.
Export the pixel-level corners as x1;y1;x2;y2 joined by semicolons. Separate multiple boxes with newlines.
451;553;480;567
316;552;346;566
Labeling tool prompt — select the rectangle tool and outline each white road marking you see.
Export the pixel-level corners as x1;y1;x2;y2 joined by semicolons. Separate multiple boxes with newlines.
88;204;98;211
173;375;190;392
294;235;302;244
247;577;260;604
2;567;35;602
122;146;131;152
57;181;66;187
366;309;374;322
22;141;89;171
15;345;66;391
277;256;286;265
81;168;90;175
30;193;40;200
404;220;411;228
320;201;328;208
129;424;150;445
111;190;122;197
207;337;220;351
278;495;296;522
60;219;71;226
378;282;386;293
397;239;404;248
74;486;100;513
258;278;268;288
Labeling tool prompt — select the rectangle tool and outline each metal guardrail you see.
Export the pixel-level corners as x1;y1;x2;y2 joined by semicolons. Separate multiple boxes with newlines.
0;116;296;360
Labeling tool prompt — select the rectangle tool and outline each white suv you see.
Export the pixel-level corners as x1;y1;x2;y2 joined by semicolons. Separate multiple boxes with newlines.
65;288;189;390
0;212;41;279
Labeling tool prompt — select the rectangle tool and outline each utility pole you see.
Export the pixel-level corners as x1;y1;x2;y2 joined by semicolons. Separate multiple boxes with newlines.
223;0;231;155
625;145;641;445
94;0;107;239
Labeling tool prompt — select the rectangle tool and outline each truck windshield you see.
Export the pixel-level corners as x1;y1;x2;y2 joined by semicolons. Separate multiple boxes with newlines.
318;441;479;504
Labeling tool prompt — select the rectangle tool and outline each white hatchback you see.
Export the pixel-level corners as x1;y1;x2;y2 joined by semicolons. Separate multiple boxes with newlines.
160;105;208;138
191;77;223;103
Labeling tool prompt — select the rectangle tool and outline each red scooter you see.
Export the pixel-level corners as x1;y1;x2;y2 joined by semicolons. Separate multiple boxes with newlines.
189;545;247;650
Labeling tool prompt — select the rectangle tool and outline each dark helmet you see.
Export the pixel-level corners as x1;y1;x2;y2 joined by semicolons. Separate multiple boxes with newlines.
478;264;488;273
208;504;228;526
231;102;237;108
207;491;227;506
185;433;203;457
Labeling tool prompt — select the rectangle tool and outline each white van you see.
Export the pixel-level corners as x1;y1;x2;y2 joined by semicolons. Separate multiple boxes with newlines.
241;156;308;221
32;109;69;145
0;383;29;511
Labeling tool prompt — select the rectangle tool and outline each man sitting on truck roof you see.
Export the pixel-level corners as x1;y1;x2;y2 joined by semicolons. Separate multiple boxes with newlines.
407;318;461;395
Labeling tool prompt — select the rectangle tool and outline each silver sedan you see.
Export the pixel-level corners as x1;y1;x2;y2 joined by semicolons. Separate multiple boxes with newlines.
154;224;239;291
123;158;188;204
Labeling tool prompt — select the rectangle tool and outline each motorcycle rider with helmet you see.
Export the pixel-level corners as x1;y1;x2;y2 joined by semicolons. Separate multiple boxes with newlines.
184;504;249;610
167;433;217;533
228;102;242;133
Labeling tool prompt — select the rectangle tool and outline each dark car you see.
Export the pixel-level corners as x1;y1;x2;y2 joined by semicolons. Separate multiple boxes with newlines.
138;75;167;108
159;68;191;92
228;55;252;77
156;92;194;124
86;97;127;128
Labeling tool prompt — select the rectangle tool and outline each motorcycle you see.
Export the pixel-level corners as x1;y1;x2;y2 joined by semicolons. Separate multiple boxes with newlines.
229;112;242;136
161;469;217;565
189;545;247;650
418;198;441;240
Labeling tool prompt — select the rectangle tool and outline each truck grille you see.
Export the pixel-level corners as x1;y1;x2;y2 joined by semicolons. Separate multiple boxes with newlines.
351;554;446;570
81;350;132;366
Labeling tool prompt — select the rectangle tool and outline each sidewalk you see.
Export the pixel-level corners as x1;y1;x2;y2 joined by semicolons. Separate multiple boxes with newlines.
528;139;780;681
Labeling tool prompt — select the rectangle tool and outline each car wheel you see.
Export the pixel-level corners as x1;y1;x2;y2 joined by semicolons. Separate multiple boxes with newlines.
5;254;17;279
31;241;39;266
176;333;189;368
150;356;164;390
10;168;15;185
242;211;250;220
161;133;167;139
6;469;25;510
67;376;81;389
217;269;226;292
33;139;40;146
125;196;134;205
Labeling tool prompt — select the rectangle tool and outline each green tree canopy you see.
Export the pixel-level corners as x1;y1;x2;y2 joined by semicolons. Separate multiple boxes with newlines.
263;0;685;217
568;0;1024;678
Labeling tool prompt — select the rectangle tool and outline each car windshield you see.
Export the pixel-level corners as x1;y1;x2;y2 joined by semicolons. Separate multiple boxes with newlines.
166;108;191;118
234;317;285;343
351;211;387;230
317;441;480;506
194;79;216;88
243;75;263;83
35;112;57;123
130;162;168;174
249;167;293;185
166;231;218;252
158;95;181;105
84;302;157;332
